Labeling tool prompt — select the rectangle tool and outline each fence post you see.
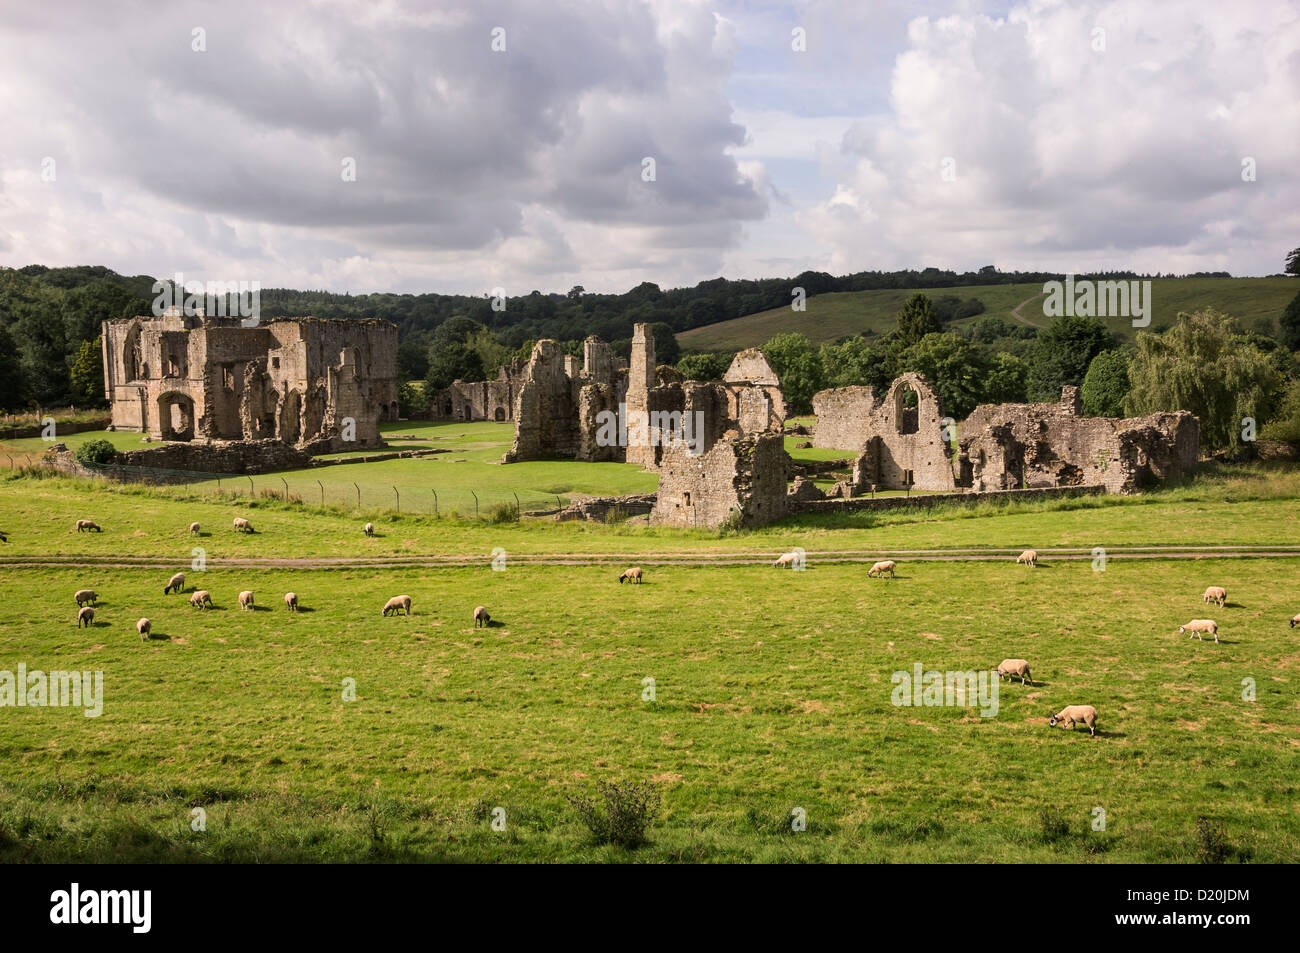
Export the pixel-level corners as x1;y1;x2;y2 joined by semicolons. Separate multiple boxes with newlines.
217;476;222;492
513;492;520;514
317;480;324;508
471;490;478;519
353;482;360;511
281;477;289;501
432;489;438;517
247;475;254;497
393;486;399;514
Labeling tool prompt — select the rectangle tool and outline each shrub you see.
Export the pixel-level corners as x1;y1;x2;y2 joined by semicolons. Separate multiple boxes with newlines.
1037;807;1071;843
74;439;117;468
1194;817;1228;864
485;502;519;524
566;779;661;848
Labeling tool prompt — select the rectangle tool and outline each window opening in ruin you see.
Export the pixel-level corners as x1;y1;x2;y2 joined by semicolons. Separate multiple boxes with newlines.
683;492;692;506
272;357;280;369
896;386;920;435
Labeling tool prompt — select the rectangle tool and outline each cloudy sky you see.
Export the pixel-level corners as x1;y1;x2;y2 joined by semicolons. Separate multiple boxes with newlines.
1;0;1297;295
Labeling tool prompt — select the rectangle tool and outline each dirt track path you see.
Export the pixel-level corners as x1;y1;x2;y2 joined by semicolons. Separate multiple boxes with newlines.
1010;290;1046;327
4;546;1298;571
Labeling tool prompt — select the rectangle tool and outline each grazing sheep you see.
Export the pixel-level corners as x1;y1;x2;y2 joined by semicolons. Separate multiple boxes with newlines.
993;658;1033;685
189;590;213;609
474;605;490;628
238;590;255;610
1203;586;1227;608
189;522;201;536
284;592;298;612
1049;705;1098;737
232;517;253;533
772;552;798;569
1292;613;1300;629
0;529;8;542
164;572;185;595
1016;549;1038;567
382;595;412;617
1179;619;1219;644
137;618;151;641
77;606;94;628
619;567;643;584
867;560;896;578
76;519;101;533
364;522;374;536
74;589;97;607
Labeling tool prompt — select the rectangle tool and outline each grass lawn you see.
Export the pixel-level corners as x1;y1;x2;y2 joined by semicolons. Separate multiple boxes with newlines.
1;554;1295;862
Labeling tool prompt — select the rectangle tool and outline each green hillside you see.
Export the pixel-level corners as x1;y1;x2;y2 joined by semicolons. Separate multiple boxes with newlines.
678;277;1298;351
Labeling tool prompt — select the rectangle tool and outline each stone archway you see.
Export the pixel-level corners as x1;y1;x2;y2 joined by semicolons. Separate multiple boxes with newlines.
157;392;195;441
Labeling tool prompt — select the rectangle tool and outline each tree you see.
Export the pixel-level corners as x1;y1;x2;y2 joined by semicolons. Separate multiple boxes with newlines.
75;439;117;467
68;335;106;406
1125;309;1283;453
894;293;943;348
762;332;824;415
396;340;430;381
819;336;894;390
1028;314;1113;401
1080;349;1131;417
649;322;680;366
425;341;485;392
982;351;1029;405
0;325;29;411
897;332;988;419
676;352;732;381
1285;247;1300;277
1280;288;1300;351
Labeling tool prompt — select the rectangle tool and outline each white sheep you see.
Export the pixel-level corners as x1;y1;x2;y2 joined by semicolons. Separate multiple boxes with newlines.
1179;619;1218;644
284;592;298;612
993;658;1033;685
1202;586;1227;608
238;590;255;610
364;522;374;536
474;605;491;628
189;522;201;536
867;560;896;578
1050;705;1098;737
164;572;185;595
1017;549;1038;567
619;567;643;583
1292;613;1300;629
74;589;97;607
77;606;94;628
773;552;798;569
137;618;151;641
189;590;213;609
75;519;101;533
383;595;412;617
233;517;253;533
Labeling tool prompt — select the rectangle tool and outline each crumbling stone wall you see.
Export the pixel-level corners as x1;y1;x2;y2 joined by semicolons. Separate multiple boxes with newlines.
102;312;397;453
651;433;789;529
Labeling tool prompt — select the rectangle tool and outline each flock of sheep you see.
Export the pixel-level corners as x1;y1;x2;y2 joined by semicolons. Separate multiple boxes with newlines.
772;546;1295;739
64;518;1299;739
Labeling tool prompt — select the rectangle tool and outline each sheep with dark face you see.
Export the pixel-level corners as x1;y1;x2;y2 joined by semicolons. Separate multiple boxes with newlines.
238;590;255;610
137;618;151;641
619;567;642;584
1050;705;1098;737
1017;550;1037;567
1203;586;1227;608
76;519;101;533
189;522;201;537
474;605;490;628
382;595;412;617
284;592;298;612
1292;613;1300;629
74;589;97;607
77;606;95;628
233;517;253;533
189;590;213;609
364;522;374;537
164;572;185;595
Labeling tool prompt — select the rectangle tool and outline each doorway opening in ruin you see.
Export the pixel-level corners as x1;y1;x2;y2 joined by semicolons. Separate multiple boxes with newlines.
281;390;302;445
895;386;919;435
157;393;195;441
494;407;506;422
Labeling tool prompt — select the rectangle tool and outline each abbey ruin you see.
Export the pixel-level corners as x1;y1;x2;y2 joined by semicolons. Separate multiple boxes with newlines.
102;310;399;453
497;327;1198;529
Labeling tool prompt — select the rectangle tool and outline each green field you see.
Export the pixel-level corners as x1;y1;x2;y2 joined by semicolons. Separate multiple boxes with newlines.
2;431;1298;862
677;277;1298;351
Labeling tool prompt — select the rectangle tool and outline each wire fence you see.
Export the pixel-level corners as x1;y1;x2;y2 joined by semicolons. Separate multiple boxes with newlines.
23;455;583;520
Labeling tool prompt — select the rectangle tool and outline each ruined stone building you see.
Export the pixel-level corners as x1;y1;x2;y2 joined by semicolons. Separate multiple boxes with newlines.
436;363;524;423
504;323;786;467
102;310;398;451
812;376;1198;495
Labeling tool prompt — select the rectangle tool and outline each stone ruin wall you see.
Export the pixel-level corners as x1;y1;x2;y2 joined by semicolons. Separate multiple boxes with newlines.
650;433;788;529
